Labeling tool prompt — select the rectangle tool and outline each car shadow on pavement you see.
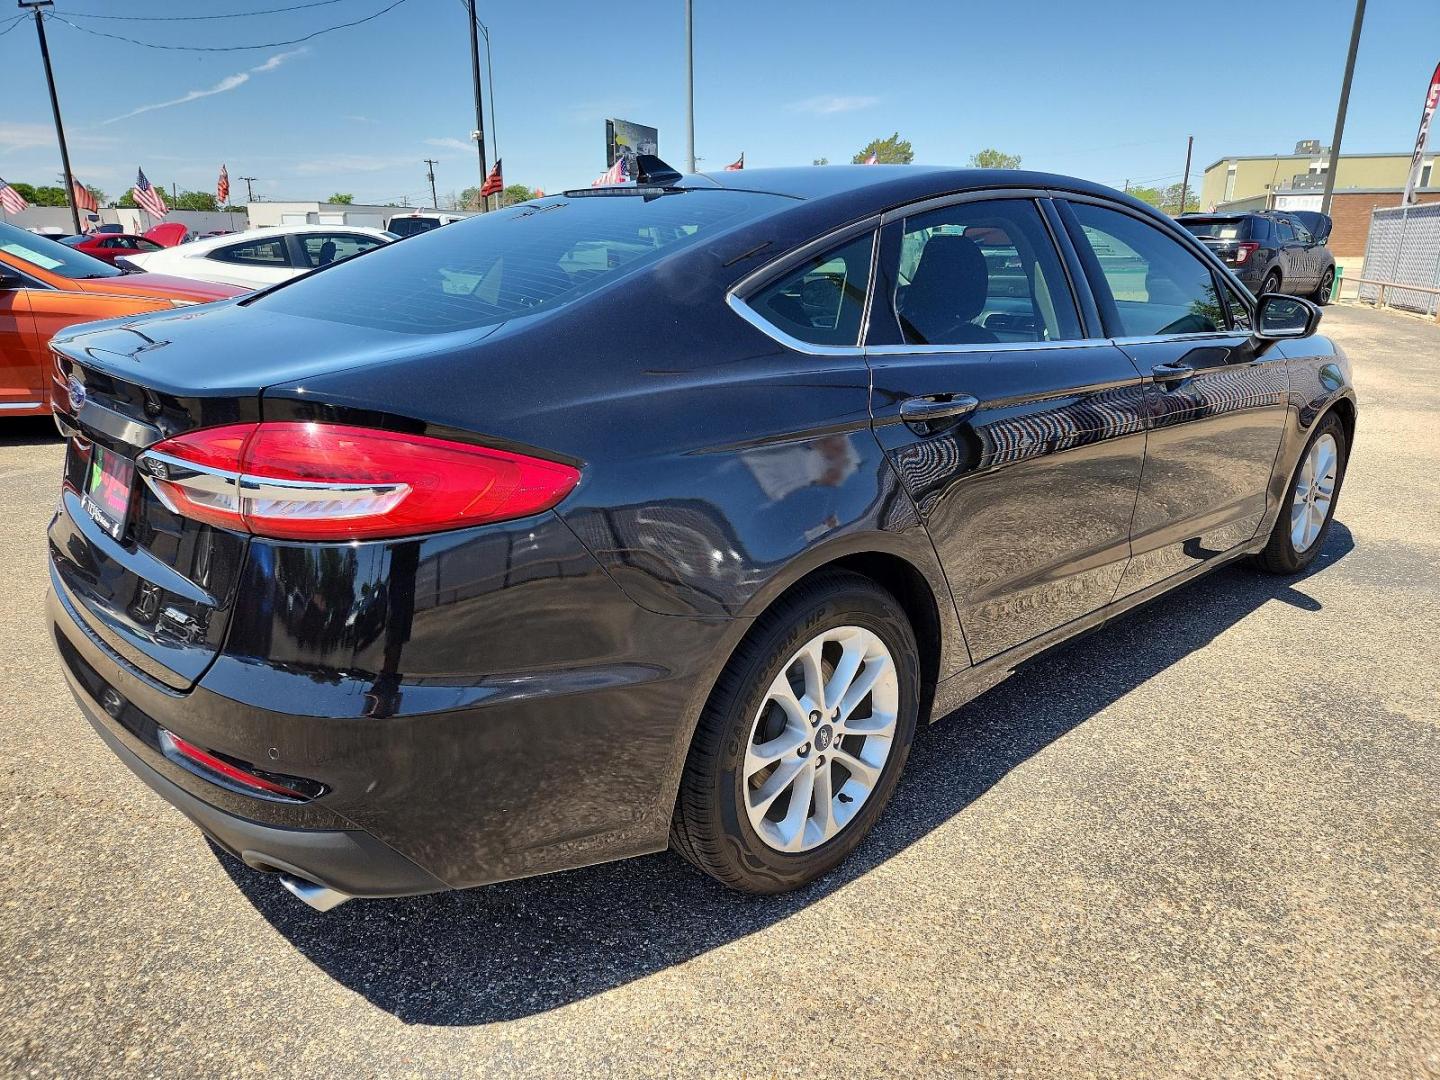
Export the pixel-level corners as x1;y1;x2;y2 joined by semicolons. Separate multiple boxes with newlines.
218;522;1353;1027
0;417;63;449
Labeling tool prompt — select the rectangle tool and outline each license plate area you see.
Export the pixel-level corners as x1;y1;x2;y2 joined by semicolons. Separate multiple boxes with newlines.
81;443;136;542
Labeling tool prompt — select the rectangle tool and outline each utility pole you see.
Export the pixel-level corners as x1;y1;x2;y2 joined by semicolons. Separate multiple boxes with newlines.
20;1;80;234
240;176;258;202
1321;0;1366;215
424;159;439;209
1179;134;1193;215
684;0;696;173
466;0;489;211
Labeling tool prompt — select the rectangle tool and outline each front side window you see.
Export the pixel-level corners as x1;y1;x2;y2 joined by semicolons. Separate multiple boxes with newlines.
216;237;290;267
745;232;873;347
895;198;1080;345
1068;202;1225;338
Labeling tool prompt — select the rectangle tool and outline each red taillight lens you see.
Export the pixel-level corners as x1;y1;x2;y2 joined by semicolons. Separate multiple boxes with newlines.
140;422;580;541
159;729;319;800
1234;241;1260;265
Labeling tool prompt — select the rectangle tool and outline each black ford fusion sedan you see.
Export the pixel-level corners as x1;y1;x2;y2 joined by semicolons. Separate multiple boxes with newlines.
48;164;1355;910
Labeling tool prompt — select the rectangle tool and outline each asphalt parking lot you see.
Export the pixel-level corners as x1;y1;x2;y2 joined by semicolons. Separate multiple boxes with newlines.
1;303;1437;1078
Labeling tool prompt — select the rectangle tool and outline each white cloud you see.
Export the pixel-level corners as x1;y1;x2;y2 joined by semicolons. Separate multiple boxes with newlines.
786;95;880;116
0;123;118;153
424;137;473;152
102;48;308;125
293;154;414;175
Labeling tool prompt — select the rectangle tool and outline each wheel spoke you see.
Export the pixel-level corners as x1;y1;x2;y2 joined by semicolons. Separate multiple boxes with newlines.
836;656;888;727
1290;502;1308;548
745;723;809;778
795;639;827;711
824;631;865;716
1309;500;1326;539
776;765;815;851
810;761;836;843
766;672;808;728
748;757;807;818
831;747;882;790
843;709;897;737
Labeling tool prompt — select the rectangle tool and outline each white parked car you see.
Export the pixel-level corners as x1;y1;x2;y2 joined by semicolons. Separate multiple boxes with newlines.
119;225;397;290
386;211;470;238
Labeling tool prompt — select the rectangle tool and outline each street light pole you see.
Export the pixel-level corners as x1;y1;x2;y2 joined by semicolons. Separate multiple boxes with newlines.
466;0;489;211
239;177;258;203
1179;134;1193;215
684;0;696;174
20;0;80;234
1321;0;1366;215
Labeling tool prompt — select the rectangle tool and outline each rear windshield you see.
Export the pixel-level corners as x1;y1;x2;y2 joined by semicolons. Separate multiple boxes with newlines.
256;190;787;334
1180;218;1251;241
0;222;124;278
388;217;442;238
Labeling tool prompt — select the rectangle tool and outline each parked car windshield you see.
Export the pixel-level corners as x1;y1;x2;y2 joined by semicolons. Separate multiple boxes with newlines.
256;190;788;334
0;222;124;278
1180;218;1250;241
388;217;443;238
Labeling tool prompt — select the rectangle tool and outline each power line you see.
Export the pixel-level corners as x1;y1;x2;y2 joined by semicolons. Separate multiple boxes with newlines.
0;13;28;36
43;0;411;52
56;0;348;21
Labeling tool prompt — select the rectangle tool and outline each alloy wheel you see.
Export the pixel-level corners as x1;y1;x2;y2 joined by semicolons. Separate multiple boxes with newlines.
1291;432;1338;553
743;625;899;853
1318;269;1334;303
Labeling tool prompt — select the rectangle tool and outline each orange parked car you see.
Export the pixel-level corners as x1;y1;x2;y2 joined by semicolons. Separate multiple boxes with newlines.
1;222;243;416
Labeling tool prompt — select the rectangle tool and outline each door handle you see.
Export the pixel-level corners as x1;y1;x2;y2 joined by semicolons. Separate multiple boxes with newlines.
899;394;979;428
1151;362;1193;385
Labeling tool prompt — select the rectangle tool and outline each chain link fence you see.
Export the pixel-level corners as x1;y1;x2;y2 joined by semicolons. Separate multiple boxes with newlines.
1358;203;1440;317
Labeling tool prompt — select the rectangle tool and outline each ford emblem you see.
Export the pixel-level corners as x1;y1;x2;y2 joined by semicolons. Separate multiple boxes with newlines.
67;376;86;412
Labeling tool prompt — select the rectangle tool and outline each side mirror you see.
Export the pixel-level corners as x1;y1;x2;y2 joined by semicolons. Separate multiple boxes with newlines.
1254;293;1320;341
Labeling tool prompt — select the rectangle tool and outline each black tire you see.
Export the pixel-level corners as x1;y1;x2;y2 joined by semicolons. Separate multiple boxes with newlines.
1311;266;1335;306
1256;411;1348;574
670;570;920;894
1261;269;1282;296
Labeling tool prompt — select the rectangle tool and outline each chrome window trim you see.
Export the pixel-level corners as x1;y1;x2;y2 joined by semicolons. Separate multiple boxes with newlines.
878;186;1055;225
864;339;1113;357
726;216;881;358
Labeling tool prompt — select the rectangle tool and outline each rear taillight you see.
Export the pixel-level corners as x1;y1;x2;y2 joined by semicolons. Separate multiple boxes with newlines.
159;729;323;800
137;422;580;541
1234;241;1260;265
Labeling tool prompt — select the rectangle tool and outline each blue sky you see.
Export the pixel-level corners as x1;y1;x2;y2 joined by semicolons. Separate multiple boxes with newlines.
3;0;1438;205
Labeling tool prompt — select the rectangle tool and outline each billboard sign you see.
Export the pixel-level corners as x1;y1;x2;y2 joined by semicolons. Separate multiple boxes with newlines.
1402;61;1440;205
606;119;658;169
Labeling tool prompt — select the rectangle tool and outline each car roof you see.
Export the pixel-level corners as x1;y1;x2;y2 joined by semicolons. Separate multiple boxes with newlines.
685;164;1138;211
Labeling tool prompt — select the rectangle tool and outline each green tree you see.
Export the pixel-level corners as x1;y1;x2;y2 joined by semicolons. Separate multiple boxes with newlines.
116;190;137;209
1161;182;1199;215
500;183;534;207
172;190;218;212
812;157;830;166
327;192;354;205
852;133;913;165
969;148;1022;169
1125;185;1165;209
16;184;67;207
459;186;484;210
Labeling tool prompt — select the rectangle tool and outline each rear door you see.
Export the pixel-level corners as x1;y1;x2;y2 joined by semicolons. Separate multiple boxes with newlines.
1056;198;1287;596
1273;216;1309;291
866;194;1149;662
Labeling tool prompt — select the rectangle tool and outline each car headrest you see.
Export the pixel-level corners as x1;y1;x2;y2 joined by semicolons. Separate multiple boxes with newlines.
905;234;990;328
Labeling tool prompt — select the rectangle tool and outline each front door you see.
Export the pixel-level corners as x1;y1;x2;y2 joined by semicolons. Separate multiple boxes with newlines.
0;281;41;412
1057;199;1288;596
867;196;1149;662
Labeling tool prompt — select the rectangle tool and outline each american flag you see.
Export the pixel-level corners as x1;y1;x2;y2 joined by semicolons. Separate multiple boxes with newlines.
591;155;629;187
133;168;168;218
863;152;878;165
480;158;503;198
70;177;98;213
725;153;744;171
0;178;28;215
217;164;230;206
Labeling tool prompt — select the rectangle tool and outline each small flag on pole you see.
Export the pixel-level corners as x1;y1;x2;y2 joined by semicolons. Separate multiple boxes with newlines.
70;177;98;213
133;168;168;218
591;156;629;187
0;178;29;215
217;164;230;206
725;153;744;171
862;152;878;165
480;158;504;199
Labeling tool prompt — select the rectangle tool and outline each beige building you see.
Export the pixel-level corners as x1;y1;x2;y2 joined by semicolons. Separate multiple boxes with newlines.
1200;141;1435;211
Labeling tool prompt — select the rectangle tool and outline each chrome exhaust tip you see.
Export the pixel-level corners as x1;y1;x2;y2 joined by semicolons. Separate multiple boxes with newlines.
279;874;352;912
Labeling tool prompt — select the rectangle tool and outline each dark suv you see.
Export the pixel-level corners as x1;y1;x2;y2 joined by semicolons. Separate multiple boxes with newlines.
1179;210;1335;303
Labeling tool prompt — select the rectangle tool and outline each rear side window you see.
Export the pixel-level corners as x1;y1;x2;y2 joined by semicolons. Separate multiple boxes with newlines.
745;233;873;347
254;190;787;334
1180;218;1249;241
1067;202;1225;338
216;237;290;266
896;198;1080;345
1275;219;1296;243
389;217;441;238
